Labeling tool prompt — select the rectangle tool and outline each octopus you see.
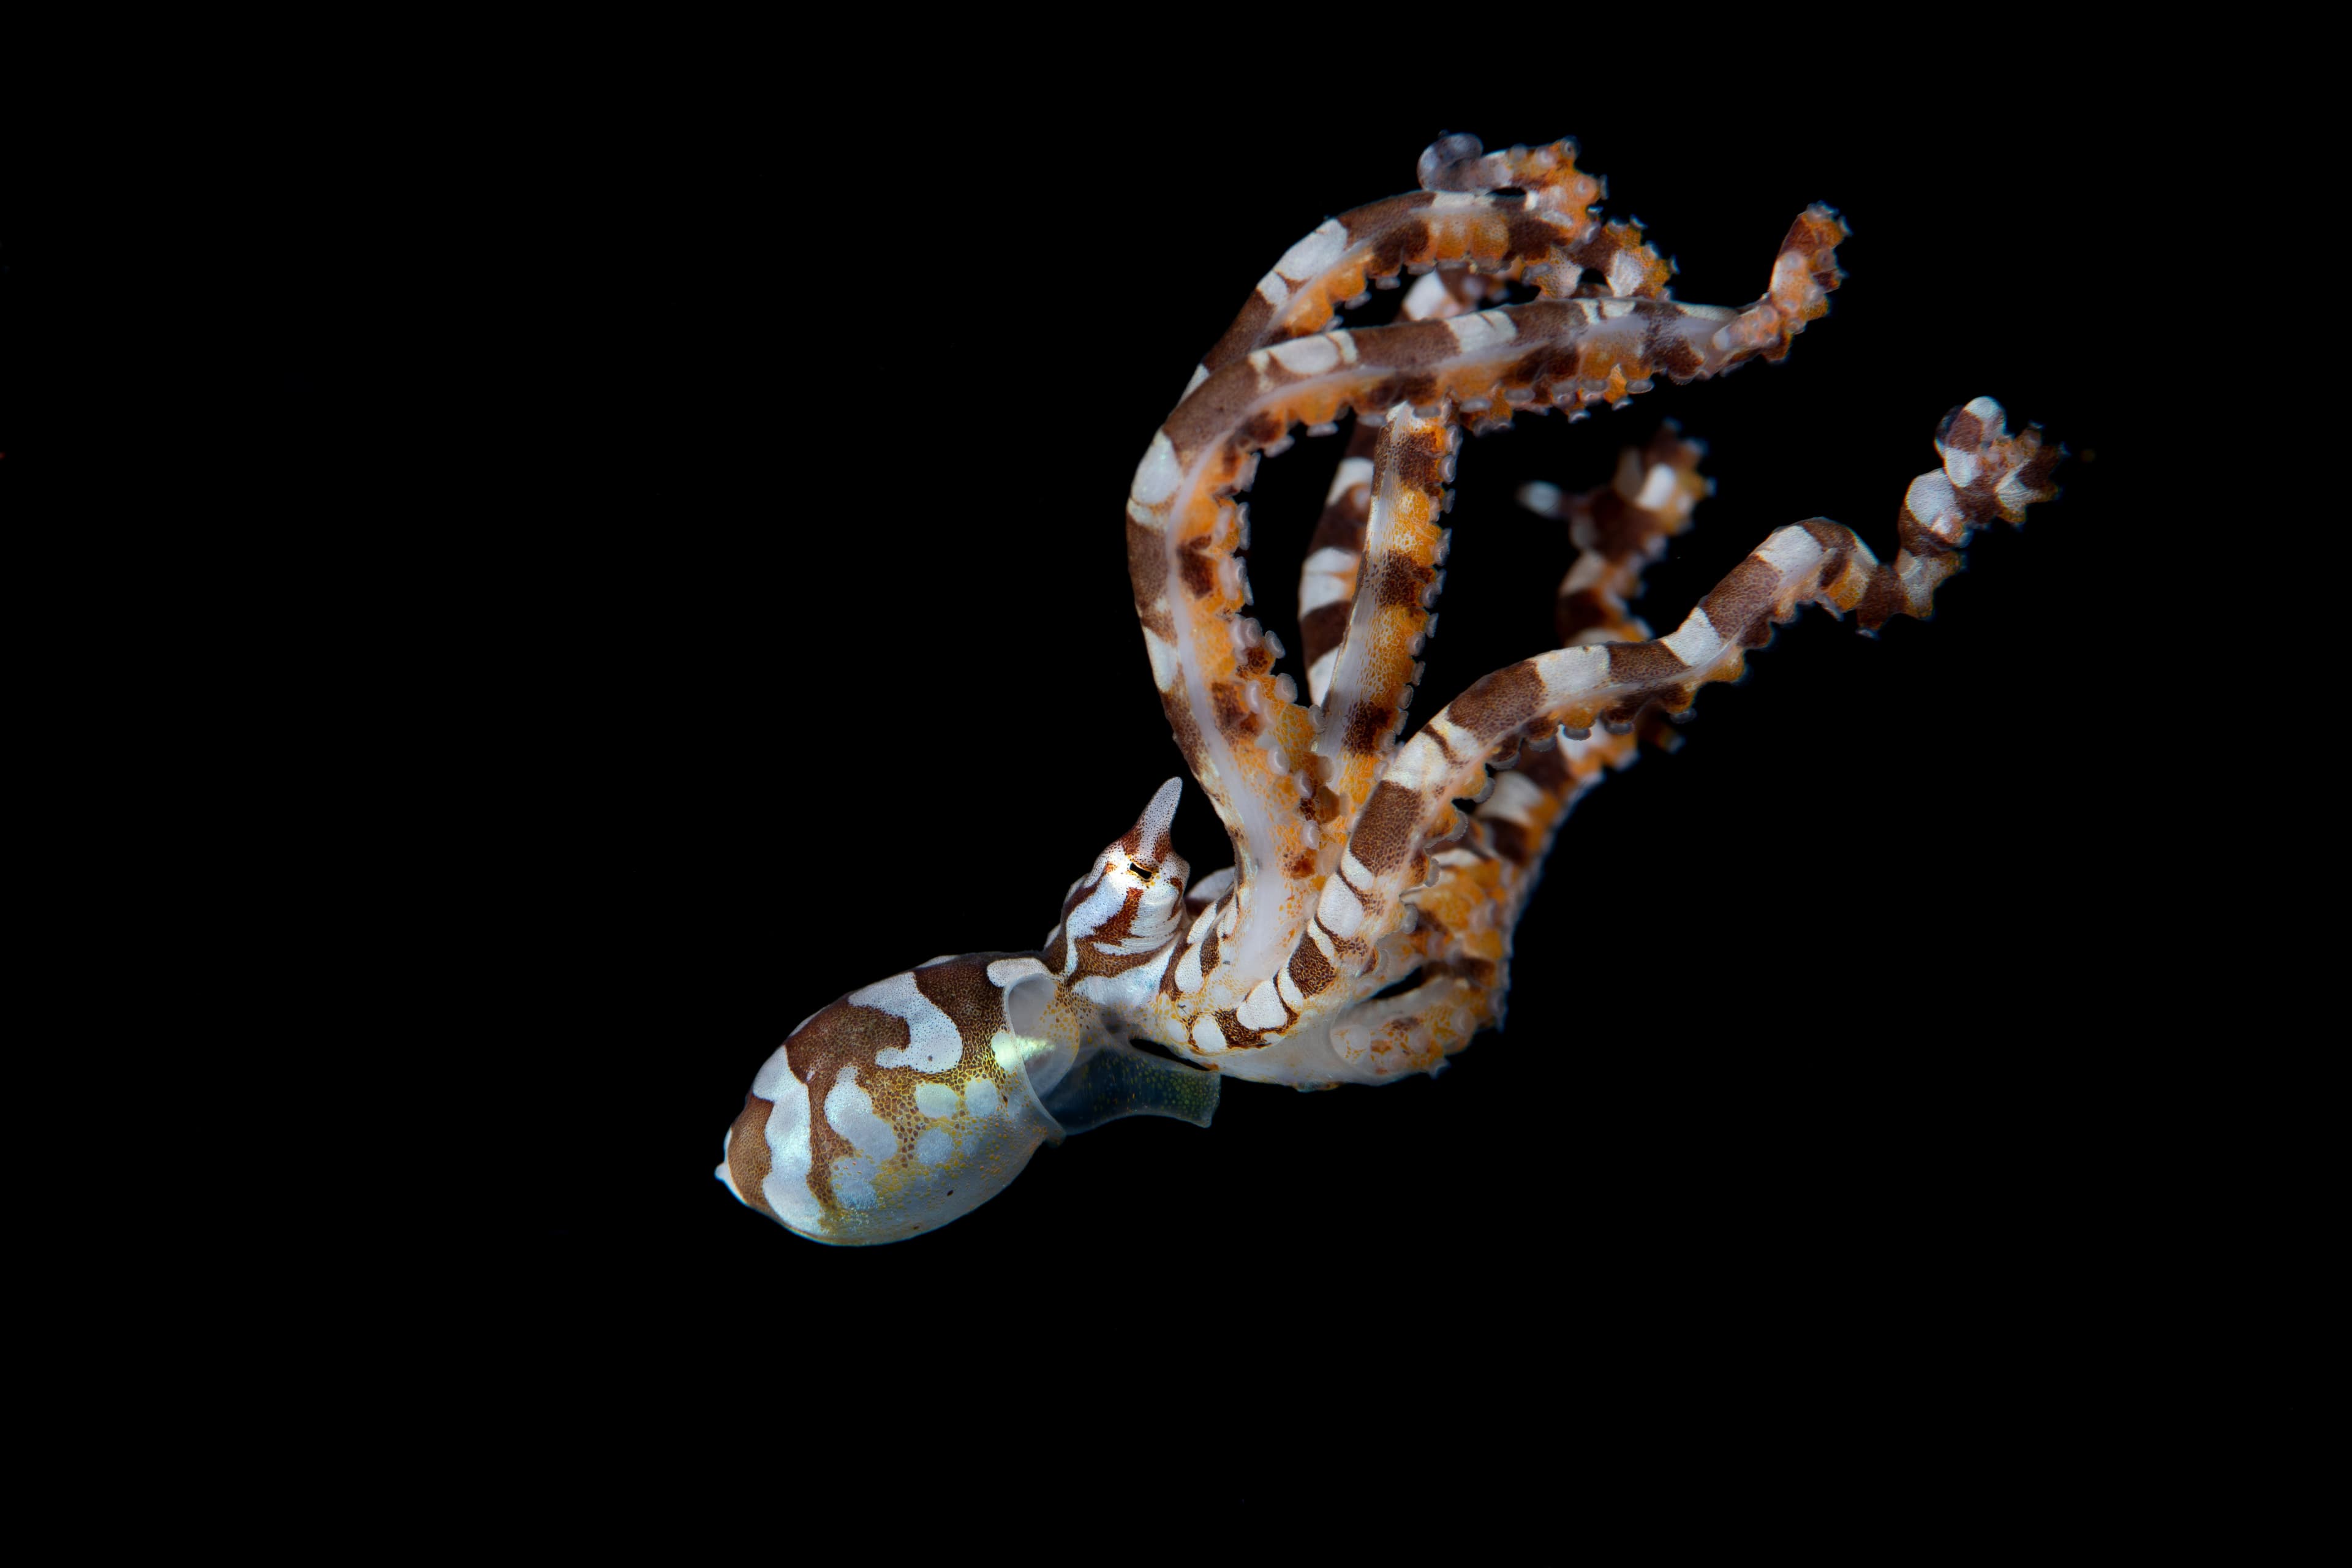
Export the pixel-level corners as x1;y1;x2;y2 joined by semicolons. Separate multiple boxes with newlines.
715;132;2061;1244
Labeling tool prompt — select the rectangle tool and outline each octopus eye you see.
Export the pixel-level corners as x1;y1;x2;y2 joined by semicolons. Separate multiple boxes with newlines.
1001;970;1056;1055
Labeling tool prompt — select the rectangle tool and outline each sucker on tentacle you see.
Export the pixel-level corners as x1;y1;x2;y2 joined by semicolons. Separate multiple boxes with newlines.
718;134;2062;1244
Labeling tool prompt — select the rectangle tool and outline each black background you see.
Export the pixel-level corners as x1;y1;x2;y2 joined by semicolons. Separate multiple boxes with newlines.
221;59;2296;1447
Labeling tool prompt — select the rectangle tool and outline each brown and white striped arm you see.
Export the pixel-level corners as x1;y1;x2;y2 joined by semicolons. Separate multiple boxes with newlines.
1307;405;1454;837
1300;399;2060;981
1333;430;1723;1071
1175;136;1630;401
1125;202;1844;1012
1322;727;1637;1077
1297;270;1505;706
1330;426;1721;1072
1307;364;1701;732
1520;423;1709;646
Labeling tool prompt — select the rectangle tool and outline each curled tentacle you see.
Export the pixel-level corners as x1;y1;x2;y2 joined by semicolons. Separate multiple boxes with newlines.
1158;402;1461;1067
1125;206;1847;1011
1178;135;1690;403
1305;401;2060;972
1177;137;1607;401
1519;423;1709;646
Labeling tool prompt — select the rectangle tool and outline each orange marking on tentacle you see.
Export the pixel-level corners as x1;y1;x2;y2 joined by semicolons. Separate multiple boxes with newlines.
1313;407;1453;843
1192;139;1605;388
1131;184;1847;1026
1324;400;2059;966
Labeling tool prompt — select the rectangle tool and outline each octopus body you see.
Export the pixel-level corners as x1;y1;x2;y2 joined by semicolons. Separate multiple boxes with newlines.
718;133;2060;1244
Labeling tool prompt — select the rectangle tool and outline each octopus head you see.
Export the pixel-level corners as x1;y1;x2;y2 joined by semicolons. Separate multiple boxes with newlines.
716;780;1218;1244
